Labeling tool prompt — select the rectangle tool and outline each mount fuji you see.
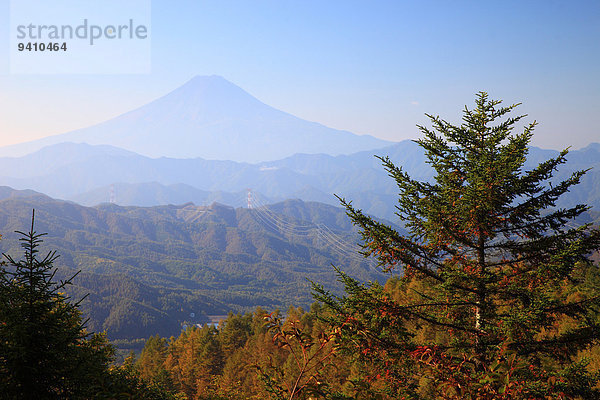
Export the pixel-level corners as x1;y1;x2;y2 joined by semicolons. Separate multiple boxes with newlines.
0;75;392;162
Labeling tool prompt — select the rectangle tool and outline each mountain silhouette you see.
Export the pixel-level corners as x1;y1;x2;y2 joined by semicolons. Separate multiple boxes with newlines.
0;75;391;162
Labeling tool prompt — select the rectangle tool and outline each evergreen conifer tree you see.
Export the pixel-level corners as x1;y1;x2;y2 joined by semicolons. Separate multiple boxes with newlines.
314;93;600;399
0;211;112;399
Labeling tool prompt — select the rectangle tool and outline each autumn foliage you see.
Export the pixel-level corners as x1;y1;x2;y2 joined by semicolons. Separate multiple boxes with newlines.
128;94;600;400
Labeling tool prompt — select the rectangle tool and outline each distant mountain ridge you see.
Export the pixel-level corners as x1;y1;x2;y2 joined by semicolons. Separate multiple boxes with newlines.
1;141;599;221
71;182;263;209
0;75;391;162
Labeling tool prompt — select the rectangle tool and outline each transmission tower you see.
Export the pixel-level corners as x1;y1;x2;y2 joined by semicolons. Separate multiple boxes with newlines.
247;188;252;209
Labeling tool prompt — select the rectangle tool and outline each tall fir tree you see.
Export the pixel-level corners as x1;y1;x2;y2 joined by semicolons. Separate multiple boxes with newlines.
0;211;115;399
314;93;600;399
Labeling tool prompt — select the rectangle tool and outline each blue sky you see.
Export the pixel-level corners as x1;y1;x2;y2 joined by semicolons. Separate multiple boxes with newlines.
0;0;598;149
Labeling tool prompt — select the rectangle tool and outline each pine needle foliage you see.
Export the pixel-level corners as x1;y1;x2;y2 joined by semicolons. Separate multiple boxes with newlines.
0;211;112;399
314;93;600;399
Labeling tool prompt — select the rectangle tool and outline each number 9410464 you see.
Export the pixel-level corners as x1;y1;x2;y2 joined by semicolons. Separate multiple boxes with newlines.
18;42;67;51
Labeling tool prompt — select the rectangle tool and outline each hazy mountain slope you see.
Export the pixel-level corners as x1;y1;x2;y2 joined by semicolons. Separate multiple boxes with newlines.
2;141;600;221
0;76;391;161
269;140;431;178
0;142;319;198
70;182;267;209
0;143;138;179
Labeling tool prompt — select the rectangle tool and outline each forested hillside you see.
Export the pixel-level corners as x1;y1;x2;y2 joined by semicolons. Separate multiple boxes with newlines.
0;187;385;342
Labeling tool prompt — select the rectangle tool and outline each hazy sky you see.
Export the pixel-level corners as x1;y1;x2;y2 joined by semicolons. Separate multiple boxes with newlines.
0;0;598;150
